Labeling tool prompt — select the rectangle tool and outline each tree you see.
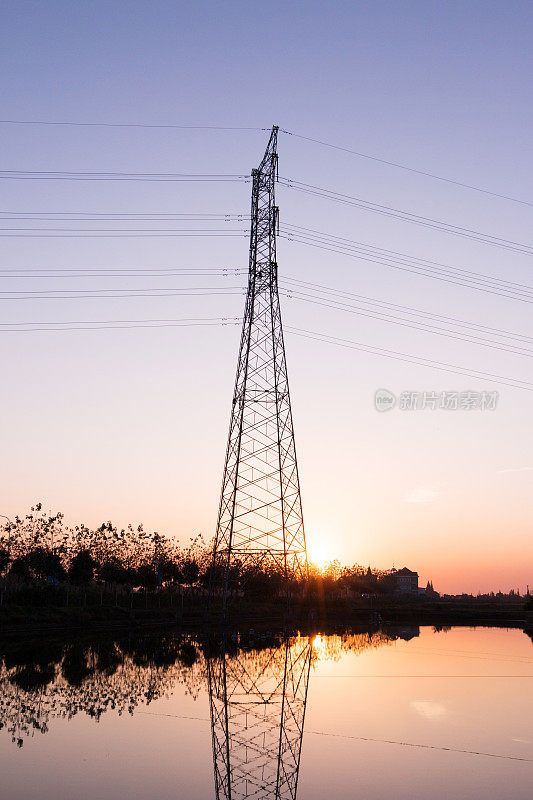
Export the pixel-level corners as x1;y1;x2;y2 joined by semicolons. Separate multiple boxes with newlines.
136;564;158;589
25;547;66;581
62;644;92;687
181;559;200;586
99;558;129;586
9;557;30;581
0;547;9;574
68;550;97;585
178;641;198;667
199;560;225;589
158;557;182;584
180;534;210;584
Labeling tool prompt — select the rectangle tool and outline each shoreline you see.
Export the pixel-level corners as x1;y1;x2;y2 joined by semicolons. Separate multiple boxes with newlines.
0;598;531;639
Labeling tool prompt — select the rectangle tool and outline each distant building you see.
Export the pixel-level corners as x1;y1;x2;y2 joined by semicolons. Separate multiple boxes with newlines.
391;567;419;595
424;580;440;598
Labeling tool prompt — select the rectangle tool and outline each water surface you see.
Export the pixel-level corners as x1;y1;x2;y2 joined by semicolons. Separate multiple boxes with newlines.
0;625;531;799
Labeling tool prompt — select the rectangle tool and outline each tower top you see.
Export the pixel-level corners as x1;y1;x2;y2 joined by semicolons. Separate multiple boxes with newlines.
257;126;279;174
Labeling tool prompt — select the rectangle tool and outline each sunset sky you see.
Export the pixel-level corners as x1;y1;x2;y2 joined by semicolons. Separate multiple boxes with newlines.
1;1;532;593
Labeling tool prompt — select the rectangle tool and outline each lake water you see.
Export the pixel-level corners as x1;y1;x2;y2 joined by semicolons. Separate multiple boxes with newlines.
0;625;531;799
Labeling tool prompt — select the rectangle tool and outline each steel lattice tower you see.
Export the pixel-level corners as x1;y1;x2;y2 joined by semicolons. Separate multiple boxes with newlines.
208;637;312;800
211;126;308;609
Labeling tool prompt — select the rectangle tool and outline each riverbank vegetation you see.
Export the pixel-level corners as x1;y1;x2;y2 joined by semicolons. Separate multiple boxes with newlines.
1;506;530;621
0;504;399;600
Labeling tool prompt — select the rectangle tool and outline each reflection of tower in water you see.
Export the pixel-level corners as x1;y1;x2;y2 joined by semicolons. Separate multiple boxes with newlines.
207;638;312;800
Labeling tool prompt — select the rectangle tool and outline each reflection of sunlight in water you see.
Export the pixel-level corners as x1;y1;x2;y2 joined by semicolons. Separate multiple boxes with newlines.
411;700;447;720
311;630;397;663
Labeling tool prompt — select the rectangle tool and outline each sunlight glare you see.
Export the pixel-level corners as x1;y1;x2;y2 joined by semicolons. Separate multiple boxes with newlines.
308;541;334;572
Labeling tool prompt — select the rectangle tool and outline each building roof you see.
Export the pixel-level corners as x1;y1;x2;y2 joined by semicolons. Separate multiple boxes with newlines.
396;567;418;576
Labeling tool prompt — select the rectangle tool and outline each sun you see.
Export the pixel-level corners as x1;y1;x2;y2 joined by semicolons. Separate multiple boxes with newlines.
308;541;335;572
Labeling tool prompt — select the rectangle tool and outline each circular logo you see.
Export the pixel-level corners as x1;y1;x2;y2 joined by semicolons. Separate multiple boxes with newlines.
374;388;396;412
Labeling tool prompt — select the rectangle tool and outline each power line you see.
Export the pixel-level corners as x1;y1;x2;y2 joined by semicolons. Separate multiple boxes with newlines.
0;317;241;332
2;307;529;389
280;232;533;302
285;326;533;391
280;129;533;208
0;284;244;294
284;223;533;294
5;273;532;357
0;267;246;278
5;210;530;297
0;227;248;234
0;214;250;238
307;729;533;763
133;709;532;763
0;315;238;327
2;119;528;207
4;271;532;357
0;119;268;131
0;232;249;239
282;276;533;342
280;228;533;303
7;267;533;356
280;288;533;359
0;287;245;301
3;209;529;295
0;212;248;220
279;179;533;255
4;218;531;302
0;170;250;182
5;170;529;252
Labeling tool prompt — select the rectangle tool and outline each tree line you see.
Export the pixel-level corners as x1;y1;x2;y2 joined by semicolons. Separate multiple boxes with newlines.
0;504;208;591
0;503;396;597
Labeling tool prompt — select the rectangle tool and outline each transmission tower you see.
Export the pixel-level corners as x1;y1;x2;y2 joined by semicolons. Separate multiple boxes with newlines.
211;126;308;610
207;637;312;800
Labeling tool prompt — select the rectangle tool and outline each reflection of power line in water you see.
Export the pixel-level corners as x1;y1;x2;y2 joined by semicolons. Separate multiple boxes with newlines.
386;646;533;664
309;730;533;763
134;708;533;764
